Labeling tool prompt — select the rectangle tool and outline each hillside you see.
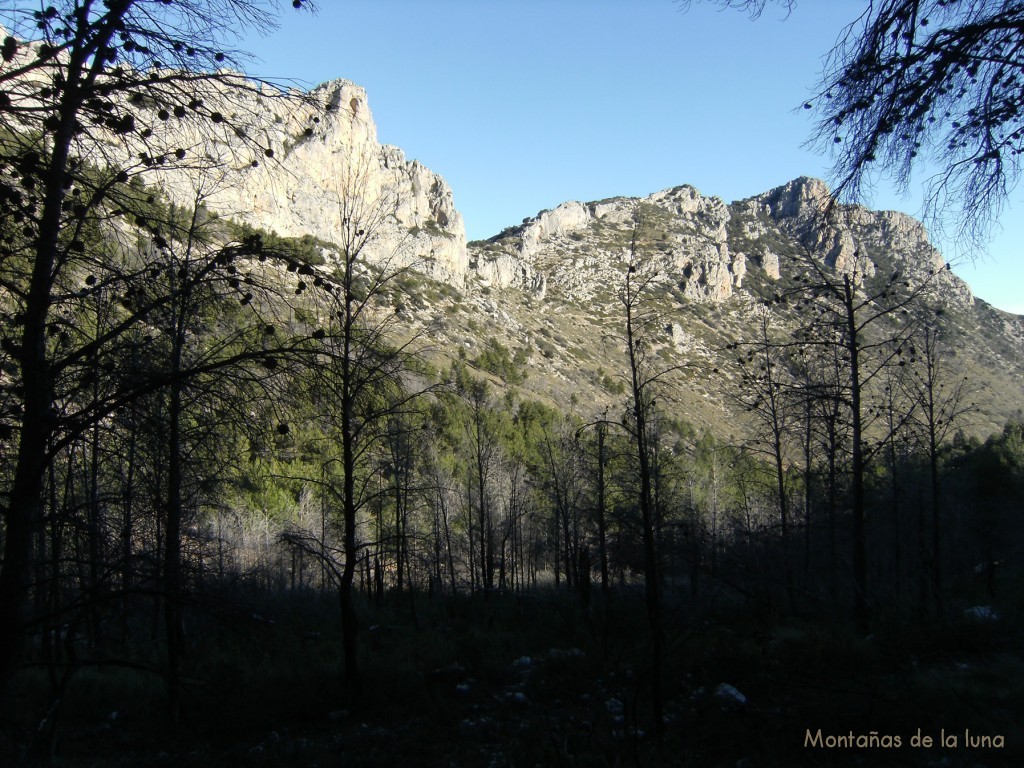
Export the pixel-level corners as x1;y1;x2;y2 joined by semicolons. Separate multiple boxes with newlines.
413;178;1024;440
105;67;1022;439
3;37;1019;434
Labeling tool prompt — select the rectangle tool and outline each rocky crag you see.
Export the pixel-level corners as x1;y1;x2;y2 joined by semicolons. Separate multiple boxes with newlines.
141;77;468;282
56;58;974;313
470;176;971;308
10;50;1019;435
162;75;1009;437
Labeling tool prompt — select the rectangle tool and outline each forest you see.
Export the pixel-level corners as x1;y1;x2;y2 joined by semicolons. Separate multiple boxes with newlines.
1;2;1023;766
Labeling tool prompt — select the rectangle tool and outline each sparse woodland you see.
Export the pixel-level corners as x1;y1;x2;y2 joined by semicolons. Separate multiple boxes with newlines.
0;2;1022;767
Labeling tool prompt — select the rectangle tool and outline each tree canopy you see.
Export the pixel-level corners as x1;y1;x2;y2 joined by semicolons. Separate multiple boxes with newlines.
685;0;1024;250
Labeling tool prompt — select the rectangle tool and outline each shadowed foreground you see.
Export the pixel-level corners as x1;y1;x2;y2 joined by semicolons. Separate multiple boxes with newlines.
2;582;1022;768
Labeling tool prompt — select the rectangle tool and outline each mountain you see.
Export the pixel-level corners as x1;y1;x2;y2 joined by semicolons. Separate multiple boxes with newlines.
446;178;1024;439
58;67;1024;439
134;77;469;282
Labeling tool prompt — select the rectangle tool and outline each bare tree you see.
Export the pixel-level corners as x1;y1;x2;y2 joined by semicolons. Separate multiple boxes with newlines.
577;413;614;603
454;375;506;596
906;323;973;616
618;214;669;737
279;156;430;689
734;305;798;608
787;242;936;632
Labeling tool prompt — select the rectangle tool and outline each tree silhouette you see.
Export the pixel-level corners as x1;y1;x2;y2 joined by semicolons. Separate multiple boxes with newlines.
685;0;1024;248
906;323;974;616
786;239;937;632
277;157;430;689
618;213;668;736
733;306;798;609
0;0;311;704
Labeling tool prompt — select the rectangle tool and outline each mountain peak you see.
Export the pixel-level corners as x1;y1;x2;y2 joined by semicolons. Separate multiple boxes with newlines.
748;176;832;222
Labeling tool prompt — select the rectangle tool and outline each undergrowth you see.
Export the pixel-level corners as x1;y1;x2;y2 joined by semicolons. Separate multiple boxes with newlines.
2;586;1022;767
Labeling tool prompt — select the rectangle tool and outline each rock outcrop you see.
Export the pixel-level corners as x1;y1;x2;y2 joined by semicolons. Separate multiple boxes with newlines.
463;176;976;314
139;78;468;282
732;177;973;305
468;185;749;303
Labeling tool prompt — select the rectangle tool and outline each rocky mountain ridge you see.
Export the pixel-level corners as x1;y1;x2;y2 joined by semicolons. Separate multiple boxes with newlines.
157;75;1010;437
21;48;974;315
7;46;1019;435
470;176;972;310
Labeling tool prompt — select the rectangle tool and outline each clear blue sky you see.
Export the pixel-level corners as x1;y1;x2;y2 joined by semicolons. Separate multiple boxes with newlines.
239;0;1022;314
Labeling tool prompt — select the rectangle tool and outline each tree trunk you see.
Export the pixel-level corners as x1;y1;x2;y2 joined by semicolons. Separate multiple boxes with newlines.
597;424;610;602
844;275;870;635
164;376;185;723
624;259;665;737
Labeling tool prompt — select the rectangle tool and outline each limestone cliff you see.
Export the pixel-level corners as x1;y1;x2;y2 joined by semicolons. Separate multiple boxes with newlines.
469;185;747;304
468;177;974;312
137;78;468;282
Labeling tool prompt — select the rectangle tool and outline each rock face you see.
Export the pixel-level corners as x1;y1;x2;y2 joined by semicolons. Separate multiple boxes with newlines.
466;177;971;310
158;78;468;282
468;179;970;311
469;185;749;303
520;202;592;260
55;67;468;283
732;177;973;305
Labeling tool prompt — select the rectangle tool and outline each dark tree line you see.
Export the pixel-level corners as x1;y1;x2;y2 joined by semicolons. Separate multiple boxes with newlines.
0;0;319;718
